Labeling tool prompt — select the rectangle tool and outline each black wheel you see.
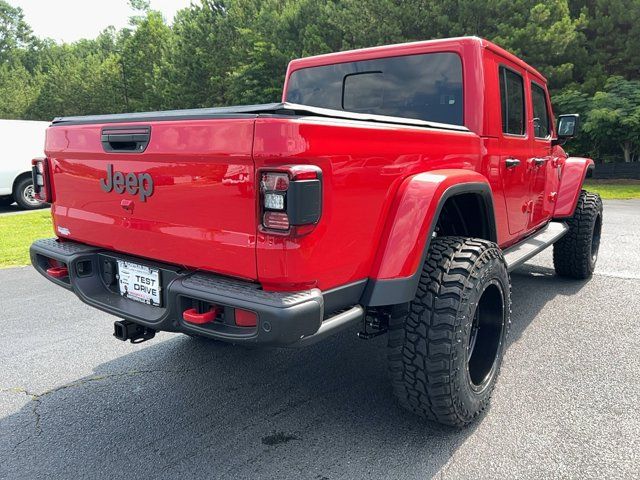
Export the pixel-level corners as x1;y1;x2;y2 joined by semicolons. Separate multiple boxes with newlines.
14;177;42;210
553;190;603;279
388;237;511;427
0;195;14;207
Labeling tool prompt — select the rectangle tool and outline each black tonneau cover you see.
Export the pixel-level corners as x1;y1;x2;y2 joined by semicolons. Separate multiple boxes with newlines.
50;102;469;132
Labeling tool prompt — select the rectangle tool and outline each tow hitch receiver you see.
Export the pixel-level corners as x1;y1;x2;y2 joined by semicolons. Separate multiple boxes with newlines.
357;311;390;340
114;320;156;344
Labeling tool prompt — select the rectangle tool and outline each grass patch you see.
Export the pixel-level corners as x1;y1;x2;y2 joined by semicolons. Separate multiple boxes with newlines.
0;210;53;268
584;179;640;199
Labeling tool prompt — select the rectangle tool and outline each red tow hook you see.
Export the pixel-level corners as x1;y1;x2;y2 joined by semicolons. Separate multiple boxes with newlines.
183;307;221;325
46;266;69;278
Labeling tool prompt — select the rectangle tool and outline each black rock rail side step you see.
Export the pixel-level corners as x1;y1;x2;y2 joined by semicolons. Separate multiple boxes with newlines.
503;221;569;272
297;305;364;347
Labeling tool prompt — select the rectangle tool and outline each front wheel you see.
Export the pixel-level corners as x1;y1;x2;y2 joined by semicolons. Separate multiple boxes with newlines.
14;177;42;210
388;237;511;427
553;190;603;279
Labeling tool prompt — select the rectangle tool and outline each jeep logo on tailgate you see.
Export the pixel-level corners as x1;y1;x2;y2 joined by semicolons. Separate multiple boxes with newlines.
100;164;154;202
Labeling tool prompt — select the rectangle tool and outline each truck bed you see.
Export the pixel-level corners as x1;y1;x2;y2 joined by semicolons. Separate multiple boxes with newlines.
45;102;478;290
51;102;470;132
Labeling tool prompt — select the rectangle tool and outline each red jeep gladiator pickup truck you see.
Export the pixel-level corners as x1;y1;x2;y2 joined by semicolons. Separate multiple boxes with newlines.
30;37;602;426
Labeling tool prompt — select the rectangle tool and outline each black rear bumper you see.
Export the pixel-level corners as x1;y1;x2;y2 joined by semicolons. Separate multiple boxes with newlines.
30;238;364;346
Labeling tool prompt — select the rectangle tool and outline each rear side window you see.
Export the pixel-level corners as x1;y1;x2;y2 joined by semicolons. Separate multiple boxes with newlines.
499;66;525;135
285;52;464;125
531;82;550;138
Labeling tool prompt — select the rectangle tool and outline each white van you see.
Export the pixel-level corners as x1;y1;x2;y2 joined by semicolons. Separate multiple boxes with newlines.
0;119;49;209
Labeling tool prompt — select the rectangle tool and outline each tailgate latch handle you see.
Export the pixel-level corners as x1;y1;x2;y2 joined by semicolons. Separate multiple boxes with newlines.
101;126;151;153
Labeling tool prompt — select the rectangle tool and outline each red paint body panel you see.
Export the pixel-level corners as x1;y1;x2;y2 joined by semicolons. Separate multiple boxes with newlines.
480;45;559;237
554;157;595;218
41;36;590;298
253;117;483;290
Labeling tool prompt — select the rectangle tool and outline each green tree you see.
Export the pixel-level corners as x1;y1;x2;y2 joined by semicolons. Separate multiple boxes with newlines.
119;10;174;111
491;0;584;89
583;77;640;162
227;39;288;104
552;88;593;157
570;0;640;92
226;0;334;104
0;0;33;63
169;1;235;108
0;61;39;118
27;48;126;119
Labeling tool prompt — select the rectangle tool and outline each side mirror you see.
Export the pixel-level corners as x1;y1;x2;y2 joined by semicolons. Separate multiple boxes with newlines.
553;114;580;145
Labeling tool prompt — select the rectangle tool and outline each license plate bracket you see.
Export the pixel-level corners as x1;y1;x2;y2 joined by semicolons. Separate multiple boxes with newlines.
117;260;161;307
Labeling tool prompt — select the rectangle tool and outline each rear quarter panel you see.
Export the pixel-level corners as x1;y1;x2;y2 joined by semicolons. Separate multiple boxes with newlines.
253;117;483;291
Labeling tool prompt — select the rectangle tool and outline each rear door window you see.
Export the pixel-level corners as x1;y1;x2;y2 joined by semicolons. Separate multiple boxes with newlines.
285;52;464;125
499;66;525;135
531;82;551;138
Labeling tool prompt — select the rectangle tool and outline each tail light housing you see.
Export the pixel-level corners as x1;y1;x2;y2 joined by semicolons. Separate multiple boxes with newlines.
31;158;51;203
260;166;322;233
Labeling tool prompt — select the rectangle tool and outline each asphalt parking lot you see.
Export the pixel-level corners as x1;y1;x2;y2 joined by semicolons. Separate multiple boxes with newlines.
1;200;638;479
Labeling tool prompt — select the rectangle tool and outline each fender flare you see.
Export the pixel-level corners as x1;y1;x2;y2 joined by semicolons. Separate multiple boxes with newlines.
361;170;497;307
553;157;595;218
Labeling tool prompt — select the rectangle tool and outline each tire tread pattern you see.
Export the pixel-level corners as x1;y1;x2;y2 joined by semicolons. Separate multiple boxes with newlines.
388;236;510;427
553;190;603;279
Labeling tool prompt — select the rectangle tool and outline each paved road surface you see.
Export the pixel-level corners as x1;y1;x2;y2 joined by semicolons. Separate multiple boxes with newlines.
1;200;638;479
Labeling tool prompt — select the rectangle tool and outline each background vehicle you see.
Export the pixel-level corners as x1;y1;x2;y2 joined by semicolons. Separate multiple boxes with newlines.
0;119;49;209
30;37;601;426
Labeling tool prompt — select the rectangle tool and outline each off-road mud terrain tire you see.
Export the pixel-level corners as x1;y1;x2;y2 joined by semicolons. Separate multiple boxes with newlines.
553;190;603;279
388;237;511;427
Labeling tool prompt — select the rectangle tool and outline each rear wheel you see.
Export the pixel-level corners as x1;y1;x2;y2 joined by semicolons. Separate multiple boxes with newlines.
14;177;42;210
553;190;603;279
388;237;511;427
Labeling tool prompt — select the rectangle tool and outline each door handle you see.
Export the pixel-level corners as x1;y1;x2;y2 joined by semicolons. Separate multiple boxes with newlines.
531;157;547;167
505;158;521;168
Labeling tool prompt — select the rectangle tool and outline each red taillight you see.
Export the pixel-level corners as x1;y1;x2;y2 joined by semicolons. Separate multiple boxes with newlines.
260;166;322;233
31;158;51;203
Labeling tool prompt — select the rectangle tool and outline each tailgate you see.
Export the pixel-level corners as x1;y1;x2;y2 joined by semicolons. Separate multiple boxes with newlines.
45;118;258;280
